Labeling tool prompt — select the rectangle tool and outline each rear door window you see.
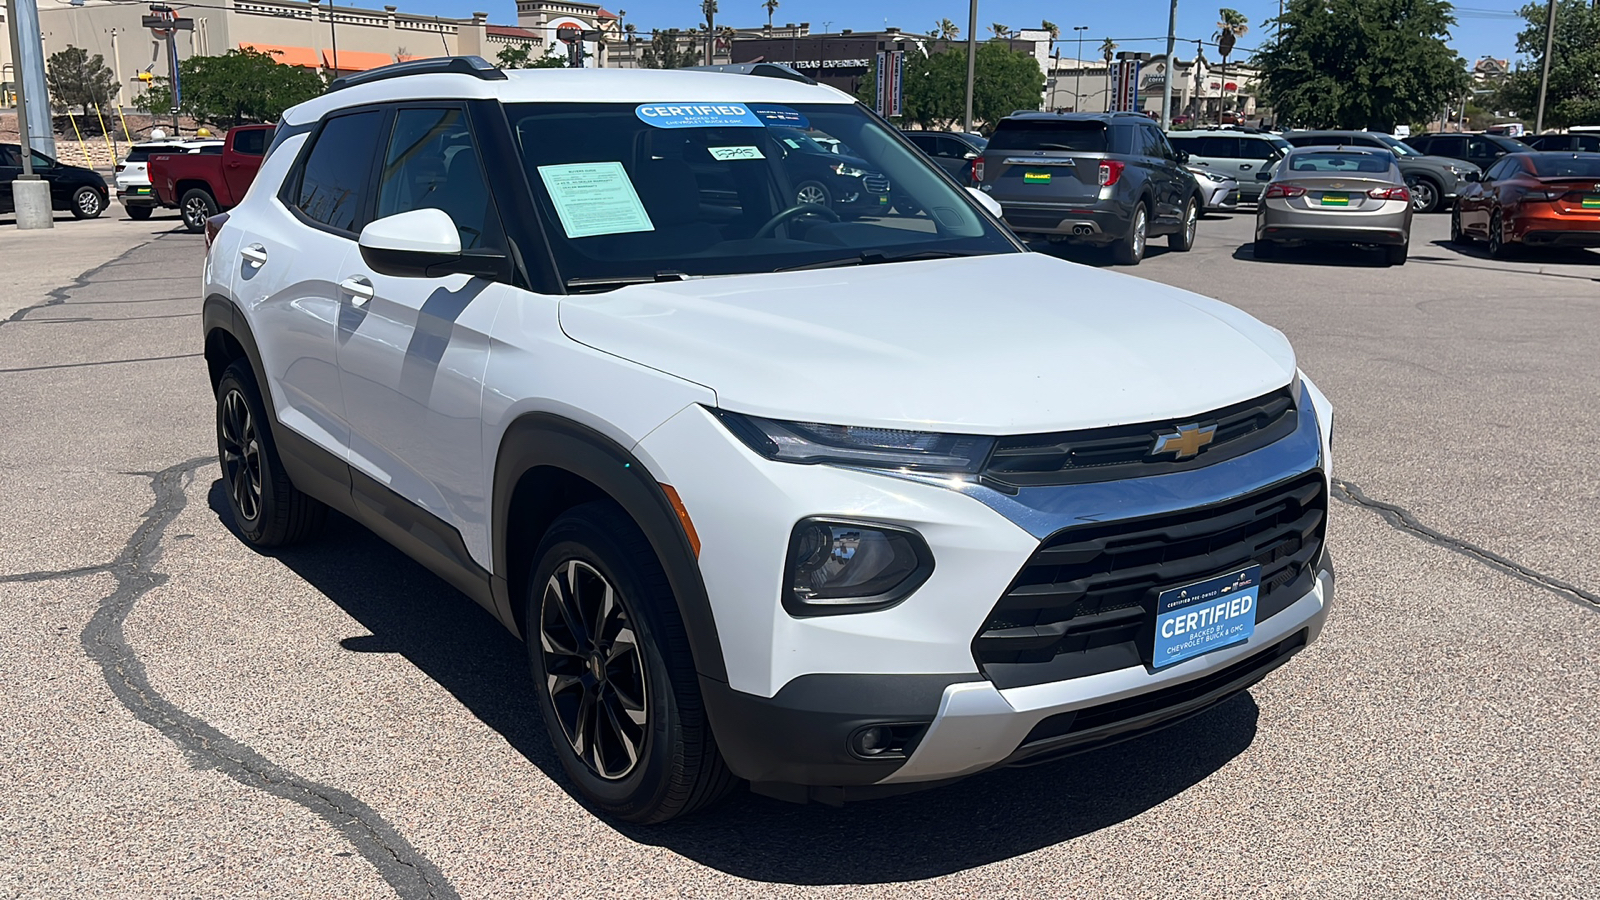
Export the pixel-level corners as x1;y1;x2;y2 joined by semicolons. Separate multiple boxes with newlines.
989;120;1108;153
1237;139;1279;159
1196;136;1240;158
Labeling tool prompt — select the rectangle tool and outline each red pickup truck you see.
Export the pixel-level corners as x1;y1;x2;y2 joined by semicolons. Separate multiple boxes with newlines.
149;124;273;232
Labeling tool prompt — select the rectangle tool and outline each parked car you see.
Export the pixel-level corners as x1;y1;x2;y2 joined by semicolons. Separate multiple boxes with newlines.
1403;132;1530;171
1254;146;1414;266
1520;133;1600;153
0;144;109;219
115;139;223;219
203;58;1335;822
901;129;986;185
1282;130;1476;214
979;111;1201;264
768;127;890;218
1165;129;1292;203
148;124;272;232
1188;164;1241;213
1451;151;1600;257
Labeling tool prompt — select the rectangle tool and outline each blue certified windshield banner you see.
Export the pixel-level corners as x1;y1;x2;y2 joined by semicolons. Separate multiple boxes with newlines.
750;104;809;129
1152;565;1260;669
635;103;762;129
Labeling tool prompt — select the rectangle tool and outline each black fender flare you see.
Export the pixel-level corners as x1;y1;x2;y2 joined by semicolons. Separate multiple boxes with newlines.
491;413;728;684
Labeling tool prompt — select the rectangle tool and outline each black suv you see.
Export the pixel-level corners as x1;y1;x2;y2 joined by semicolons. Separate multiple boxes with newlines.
770;127;890;218
977;112;1200;265
1403;132;1530;171
0;144;110;219
1283;130;1476;213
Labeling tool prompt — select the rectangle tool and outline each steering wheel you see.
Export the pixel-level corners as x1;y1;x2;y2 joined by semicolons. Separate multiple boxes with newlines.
754;203;841;239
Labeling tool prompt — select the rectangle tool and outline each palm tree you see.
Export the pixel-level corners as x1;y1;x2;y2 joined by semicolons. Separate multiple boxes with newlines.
624;22;637;44
933;18;960;41
701;0;718;65
763;0;779;30
1214;9;1249;123
1099;37;1117;65
990;23;1009;40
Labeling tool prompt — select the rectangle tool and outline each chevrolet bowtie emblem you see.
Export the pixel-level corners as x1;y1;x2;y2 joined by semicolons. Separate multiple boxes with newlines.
1152;423;1218;459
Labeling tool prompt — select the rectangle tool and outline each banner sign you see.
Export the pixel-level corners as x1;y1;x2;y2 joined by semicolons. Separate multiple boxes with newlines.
875;50;904;117
1111;60;1142;113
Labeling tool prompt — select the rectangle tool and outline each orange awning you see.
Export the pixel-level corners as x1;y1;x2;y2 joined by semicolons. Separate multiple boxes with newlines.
239;42;320;68
323;49;396;72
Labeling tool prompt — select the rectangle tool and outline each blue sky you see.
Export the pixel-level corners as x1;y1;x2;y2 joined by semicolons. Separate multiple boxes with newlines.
404;0;1532;65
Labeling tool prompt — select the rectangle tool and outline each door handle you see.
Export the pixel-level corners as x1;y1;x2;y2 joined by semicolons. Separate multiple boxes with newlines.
339;276;375;307
240;244;267;266
1240;164;1253;170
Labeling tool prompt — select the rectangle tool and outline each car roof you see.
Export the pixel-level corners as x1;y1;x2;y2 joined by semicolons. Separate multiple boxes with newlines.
282;67;854;127
999;111;1150;124
1285;145;1390;156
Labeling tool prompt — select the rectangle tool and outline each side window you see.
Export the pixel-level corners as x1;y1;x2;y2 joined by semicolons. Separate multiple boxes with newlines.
1236;138;1277;160
0;146;18;167
293;110;383;234
1482;159;1512;182
936;137;966;159
1197;136;1239;158
906;133;935;153
1467;136;1501;159
232;128;266;156
1146;128;1176;160
376;107;502;251
1581;135;1600;152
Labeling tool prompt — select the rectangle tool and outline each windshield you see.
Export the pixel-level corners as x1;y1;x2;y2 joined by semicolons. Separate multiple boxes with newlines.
1528;154;1600;178
1374;134;1420;157
507;101;1016;287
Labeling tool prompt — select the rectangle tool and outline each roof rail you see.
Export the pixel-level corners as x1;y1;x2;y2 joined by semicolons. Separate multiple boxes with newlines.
681;63;816;85
327;55;506;93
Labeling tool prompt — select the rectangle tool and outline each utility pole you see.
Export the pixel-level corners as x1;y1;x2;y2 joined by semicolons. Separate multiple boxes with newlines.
1534;0;1556;133
1161;0;1178;129
1073;25;1087;111
963;0;976;132
6;0;52;228
329;1;340;75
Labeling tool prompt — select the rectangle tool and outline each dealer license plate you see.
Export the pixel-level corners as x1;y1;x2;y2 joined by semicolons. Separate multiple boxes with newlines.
1319;192;1350;207
1151;564;1261;670
1582;195;1600;209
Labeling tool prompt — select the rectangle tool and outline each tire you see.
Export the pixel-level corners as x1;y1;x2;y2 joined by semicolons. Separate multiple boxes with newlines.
215;360;328;547
794;180;832;210
1168;197;1199;251
1385;243;1409;266
1449;206;1468;244
70;186;105;220
1487;209;1513;259
1253;238;1277;260
891;194;922;217
1407;176;1441;214
1112;201;1149;265
180;188;218;233
526;501;737;823
127;205;153;221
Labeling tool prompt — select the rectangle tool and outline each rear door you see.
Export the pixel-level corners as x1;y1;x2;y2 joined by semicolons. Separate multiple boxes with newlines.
983;119;1110;205
1180;135;1238;177
1138;124;1186;224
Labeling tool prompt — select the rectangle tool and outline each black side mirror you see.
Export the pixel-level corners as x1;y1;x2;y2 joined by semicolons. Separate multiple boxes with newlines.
1255;171;1273;181
1465;171;1482;182
1174;149;1190;164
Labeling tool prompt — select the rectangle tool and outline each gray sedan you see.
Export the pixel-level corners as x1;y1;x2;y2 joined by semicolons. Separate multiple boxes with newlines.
1254;147;1415;266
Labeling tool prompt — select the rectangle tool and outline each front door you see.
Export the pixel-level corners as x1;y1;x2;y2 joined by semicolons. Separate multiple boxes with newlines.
336;104;507;572
222;126;268;203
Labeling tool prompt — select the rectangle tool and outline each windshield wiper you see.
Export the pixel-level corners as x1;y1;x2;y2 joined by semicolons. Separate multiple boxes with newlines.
565;270;689;293
776;249;982;273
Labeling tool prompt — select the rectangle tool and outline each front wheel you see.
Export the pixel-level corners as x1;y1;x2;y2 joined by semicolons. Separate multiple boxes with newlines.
1449;207;1468;244
526;502;736;823
1407;176;1441;214
1113;202;1149;265
71;186;105;219
1168;197;1199;251
180;188;217;233
794;180;833;210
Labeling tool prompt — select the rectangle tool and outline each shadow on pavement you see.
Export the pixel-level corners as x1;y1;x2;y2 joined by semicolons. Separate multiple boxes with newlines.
1030;240;1183;268
209;480;1260;884
1425;238;1600;266
1231;242;1394;267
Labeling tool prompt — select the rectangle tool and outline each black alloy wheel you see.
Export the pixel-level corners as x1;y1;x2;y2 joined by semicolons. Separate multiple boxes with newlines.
1488;209;1512;259
218;386;264;527
539;558;650;781
1169;197;1199;251
1449;206;1467;244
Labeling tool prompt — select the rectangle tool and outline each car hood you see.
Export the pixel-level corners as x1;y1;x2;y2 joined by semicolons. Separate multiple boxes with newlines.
558;253;1297;434
1409;154;1478;174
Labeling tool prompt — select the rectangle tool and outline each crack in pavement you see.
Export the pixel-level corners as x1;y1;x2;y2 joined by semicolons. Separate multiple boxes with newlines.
0;352;204;374
1333;477;1600;612
0;563;114;583
80;457;461;900
1;234;166;328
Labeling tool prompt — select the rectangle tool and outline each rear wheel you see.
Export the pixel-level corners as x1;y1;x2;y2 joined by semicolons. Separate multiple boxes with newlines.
1385;243;1409;266
526;502;736;823
1487;209;1514;259
1168;197;1199;252
180;188;217;233
1449;206;1468;244
127;205;153;221
1113;202;1149;265
1253;238;1277;260
70;186;105;219
1407;176;1441;214
215;360;327;547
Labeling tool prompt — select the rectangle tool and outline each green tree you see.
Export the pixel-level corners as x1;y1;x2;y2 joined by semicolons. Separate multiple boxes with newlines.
1497;1;1600;128
496;42;569;68
701;0;718;64
933;18;960;41
1253;0;1468;131
1100;37;1118;65
1214;9;1249;121
135;48;326;128
46;46;118;114
859;43;1043;129
641;29;692;69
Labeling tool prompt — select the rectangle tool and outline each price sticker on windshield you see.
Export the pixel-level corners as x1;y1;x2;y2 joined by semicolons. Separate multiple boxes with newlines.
708;146;765;161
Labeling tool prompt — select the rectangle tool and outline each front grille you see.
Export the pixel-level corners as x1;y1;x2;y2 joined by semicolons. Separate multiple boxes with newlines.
973;471;1326;689
984;386;1297;488
863;173;890;193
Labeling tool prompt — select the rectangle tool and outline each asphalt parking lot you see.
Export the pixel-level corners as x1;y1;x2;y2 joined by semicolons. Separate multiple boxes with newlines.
2;207;1595;898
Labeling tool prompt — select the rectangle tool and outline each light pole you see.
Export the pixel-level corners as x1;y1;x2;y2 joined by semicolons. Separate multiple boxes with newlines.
1161;0;1178;129
1534;0;1556;134
963;0;977;132
1073;26;1087;112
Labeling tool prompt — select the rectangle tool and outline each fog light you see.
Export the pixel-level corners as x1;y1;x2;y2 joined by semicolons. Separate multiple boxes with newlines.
783;519;933;616
856;726;890;756
847;723;928;760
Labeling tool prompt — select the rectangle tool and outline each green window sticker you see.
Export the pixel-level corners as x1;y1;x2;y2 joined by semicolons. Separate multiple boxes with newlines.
536;162;655;239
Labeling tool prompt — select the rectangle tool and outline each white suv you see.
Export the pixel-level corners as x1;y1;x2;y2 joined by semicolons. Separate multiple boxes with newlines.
115;138;222;219
202;58;1336;823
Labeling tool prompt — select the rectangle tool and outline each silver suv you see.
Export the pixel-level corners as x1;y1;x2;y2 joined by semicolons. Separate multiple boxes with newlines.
1165;130;1292;203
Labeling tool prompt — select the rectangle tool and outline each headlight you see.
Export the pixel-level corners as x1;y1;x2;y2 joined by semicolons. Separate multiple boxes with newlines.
1445;164;1463;175
784;518;933;615
712;409;996;474
829;162;867;177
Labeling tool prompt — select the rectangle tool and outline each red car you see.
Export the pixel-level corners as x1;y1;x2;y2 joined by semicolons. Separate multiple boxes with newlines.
1451;151;1600;257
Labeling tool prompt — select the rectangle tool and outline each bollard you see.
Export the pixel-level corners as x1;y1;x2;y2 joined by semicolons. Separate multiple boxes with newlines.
12;178;54;229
